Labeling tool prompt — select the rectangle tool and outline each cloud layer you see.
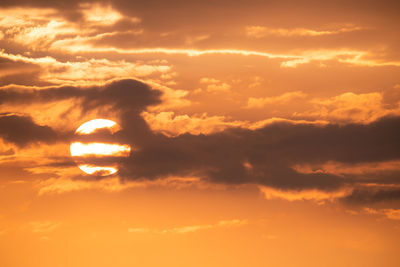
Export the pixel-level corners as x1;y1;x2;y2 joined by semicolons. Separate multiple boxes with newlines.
2;79;399;204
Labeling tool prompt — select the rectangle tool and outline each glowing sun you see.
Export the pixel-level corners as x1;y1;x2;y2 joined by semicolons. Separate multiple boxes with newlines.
70;119;131;176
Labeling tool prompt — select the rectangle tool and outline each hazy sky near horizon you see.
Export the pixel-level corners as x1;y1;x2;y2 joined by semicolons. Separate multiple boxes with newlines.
0;1;400;266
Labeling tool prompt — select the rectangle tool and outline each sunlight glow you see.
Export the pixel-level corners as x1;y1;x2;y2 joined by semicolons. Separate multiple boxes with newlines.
71;119;131;176
78;164;117;176
75;119;119;134
70;142;131;157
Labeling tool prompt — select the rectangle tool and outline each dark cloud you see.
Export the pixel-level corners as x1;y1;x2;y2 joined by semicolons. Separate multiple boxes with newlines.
0;79;160;147
0;113;58;147
0;79;160;110
1;79;400;202
119;115;400;192
0;59;49;87
341;187;400;204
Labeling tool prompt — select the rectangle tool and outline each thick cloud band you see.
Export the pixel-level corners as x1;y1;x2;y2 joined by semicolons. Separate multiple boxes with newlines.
2;79;400;203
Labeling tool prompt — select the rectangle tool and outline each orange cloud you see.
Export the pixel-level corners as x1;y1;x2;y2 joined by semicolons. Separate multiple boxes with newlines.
142;111;245;136
0;50;171;85
382;209;400;220
128;219;247;234
294;91;400;123
146;82;191;111
0;4;140;51
259;186;352;203
199;77;231;92
246;25;362;38
43;46;400;68
142;111;327;136
28;221;60;234
79;3;126;25
245;91;306;108
36;176;212;196
362;207;400;220
0;7;58;28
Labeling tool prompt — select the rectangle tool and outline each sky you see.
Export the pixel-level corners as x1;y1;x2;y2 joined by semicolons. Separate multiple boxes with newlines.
0;0;400;266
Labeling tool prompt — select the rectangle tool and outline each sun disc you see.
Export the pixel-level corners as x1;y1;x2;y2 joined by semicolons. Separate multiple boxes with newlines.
70;119;131;176
75;119;120;135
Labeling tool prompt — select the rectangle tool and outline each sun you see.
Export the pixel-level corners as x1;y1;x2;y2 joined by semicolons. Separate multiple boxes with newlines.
70;119;131;176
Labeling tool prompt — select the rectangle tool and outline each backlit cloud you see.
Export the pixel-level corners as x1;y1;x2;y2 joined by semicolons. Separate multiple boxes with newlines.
259;186;352;203
1;79;400;206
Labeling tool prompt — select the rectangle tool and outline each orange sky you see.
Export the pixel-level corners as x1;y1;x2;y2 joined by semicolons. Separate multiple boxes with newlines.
0;1;400;266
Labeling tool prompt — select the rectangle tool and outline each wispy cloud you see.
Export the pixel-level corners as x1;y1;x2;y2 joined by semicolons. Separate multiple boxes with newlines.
28;221;60;233
0;50;171;85
142;111;246;136
128;219;247;234
246;25;362;38
363;207;400;220
259;186;352;203
293;91;400;123
36;176;211;196
245;91;306;108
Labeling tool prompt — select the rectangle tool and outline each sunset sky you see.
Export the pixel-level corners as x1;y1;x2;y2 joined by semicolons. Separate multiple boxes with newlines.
0;1;400;266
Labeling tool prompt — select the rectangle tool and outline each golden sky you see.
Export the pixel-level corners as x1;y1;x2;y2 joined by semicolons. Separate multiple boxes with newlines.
0;1;400;266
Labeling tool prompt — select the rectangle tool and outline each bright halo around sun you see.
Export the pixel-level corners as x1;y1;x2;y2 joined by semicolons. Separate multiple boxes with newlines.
70;119;131;176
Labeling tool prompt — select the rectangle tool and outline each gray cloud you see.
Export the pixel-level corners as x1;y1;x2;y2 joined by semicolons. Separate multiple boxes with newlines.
0;113;58;147
2;79;400;204
341;187;400;204
119;114;400;192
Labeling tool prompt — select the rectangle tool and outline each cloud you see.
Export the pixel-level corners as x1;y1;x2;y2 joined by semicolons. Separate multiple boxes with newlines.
245;91;306;108
1;1;400;72
37;176;143;195
0;4;140;52
362;207;400;220
382;209;400;220
185;34;210;45
42;46;400;68
341;186;400;204
246;25;362;38
37;175;211;195
294;92;400;123
142;112;326;137
2;79;400;204
120;113;400;196
199;77;231;92
259;186;352;203
0;79;161;148
292;160;400;176
79;3;125;25
0;148;14;156
0;50;171;85
128;219;247;234
141;111;246;136
28;221;60;233
3;10;390;70
0;79;161;114
0;113;58;147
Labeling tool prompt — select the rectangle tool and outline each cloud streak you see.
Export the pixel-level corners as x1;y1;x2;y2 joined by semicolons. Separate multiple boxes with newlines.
246;25;362;38
128;219;247;234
